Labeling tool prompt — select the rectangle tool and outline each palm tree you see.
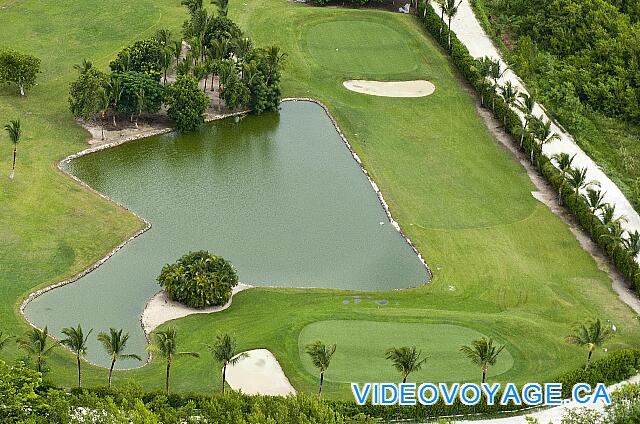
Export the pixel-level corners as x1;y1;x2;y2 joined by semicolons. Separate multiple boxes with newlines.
147;327;199;394
73;59;93;74
385;346;427;383
211;0;229;16
264;46;287;84
207;333;247;394
531;117;560;166
499;81;519;127
566;167;599;199
443;0;463;51
233;37;253;66
566;319;612;369
436;0;446;35
4;119;22;180
585;188;606;216
460;337;505;383
600;203;626;228
16;326;58;373
97;328;142;387
476;57;493;107
551;152;575;203
305;340;336;396
172;40;183;68
134;88;145;128
97;87;110;140
108;80;123;127
60;325;93;388
623;231;640;258
517;92;535;146
488;59;505;110
601;221;626;248
0;331;13;351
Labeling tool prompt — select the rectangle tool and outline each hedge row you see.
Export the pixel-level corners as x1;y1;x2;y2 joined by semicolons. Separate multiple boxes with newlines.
417;1;640;294
64;350;639;422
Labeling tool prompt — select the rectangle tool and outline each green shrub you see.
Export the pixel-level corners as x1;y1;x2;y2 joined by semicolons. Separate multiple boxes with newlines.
157;250;238;308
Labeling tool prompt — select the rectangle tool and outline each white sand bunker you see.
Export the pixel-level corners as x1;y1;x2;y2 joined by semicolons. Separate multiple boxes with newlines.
343;80;435;97
141;283;252;334
226;349;296;396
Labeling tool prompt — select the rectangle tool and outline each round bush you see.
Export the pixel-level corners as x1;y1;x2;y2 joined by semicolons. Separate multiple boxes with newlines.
157;251;238;308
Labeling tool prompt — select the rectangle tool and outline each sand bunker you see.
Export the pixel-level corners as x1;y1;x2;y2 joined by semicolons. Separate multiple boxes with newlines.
343;80;435;97
141;283;252;334
226;349;296;396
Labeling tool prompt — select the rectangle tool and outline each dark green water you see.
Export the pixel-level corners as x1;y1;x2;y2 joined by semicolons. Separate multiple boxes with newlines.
25;101;428;367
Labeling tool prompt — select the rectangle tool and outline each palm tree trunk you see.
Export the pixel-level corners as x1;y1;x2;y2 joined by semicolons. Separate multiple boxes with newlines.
448;17;452;50
585;350;593;370
482;368;487;383
77;355;82;387
166;357;171;394
37;355;42;373
112;113;117;128
108;358;116;387
10;146;16;179
222;363;227;395
318;371;324;396
204;76;208;92
402;374;407;384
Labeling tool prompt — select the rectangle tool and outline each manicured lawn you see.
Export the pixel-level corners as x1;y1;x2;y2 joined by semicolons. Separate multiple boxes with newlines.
298;320;515;383
1;0;639;401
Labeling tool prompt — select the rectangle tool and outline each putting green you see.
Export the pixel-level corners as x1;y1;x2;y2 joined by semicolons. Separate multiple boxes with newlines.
303;19;422;76
299;320;514;383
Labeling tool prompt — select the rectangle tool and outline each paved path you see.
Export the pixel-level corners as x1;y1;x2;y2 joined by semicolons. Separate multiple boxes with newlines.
431;0;640;253
454;374;640;423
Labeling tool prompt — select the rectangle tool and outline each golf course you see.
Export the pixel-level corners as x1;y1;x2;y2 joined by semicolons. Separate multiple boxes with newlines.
1;0;639;404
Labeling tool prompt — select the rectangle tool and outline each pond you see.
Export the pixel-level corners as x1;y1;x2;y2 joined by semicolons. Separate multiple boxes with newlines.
24;101;429;368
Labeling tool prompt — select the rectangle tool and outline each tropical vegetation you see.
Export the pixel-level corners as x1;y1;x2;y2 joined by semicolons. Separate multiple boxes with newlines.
157;250;238;308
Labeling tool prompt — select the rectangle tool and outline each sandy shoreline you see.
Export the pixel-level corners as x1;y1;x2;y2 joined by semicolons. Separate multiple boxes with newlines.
141;283;253;335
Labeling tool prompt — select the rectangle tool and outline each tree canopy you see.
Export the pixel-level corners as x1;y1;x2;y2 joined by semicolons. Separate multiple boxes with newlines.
157;250;238;308
0;49;41;96
164;76;209;132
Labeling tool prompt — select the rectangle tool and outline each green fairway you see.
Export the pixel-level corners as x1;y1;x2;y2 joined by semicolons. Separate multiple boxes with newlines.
299;320;515;383
1;0;639;401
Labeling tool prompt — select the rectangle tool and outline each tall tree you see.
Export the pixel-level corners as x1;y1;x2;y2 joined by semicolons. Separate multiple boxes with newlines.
517;92;535;146
443;0;463;51
0;49;41;96
600;203;627;229
530;117;560;165
207;333;247;394
97;87;110;140
551;152;575;203
566;319;612;369
305;341;336;397
16;326;58;373
624;231;640;258
60;325;93;388
499;81;519;127
147;327;199;394
384;346;427;384
4;119;22;180
97;328;142;387
212;0;229;16
460;337;505;383
476;57;493;107
566;167;599;199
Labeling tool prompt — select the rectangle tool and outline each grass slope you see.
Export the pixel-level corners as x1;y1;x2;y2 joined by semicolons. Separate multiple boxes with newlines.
0;0;639;399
